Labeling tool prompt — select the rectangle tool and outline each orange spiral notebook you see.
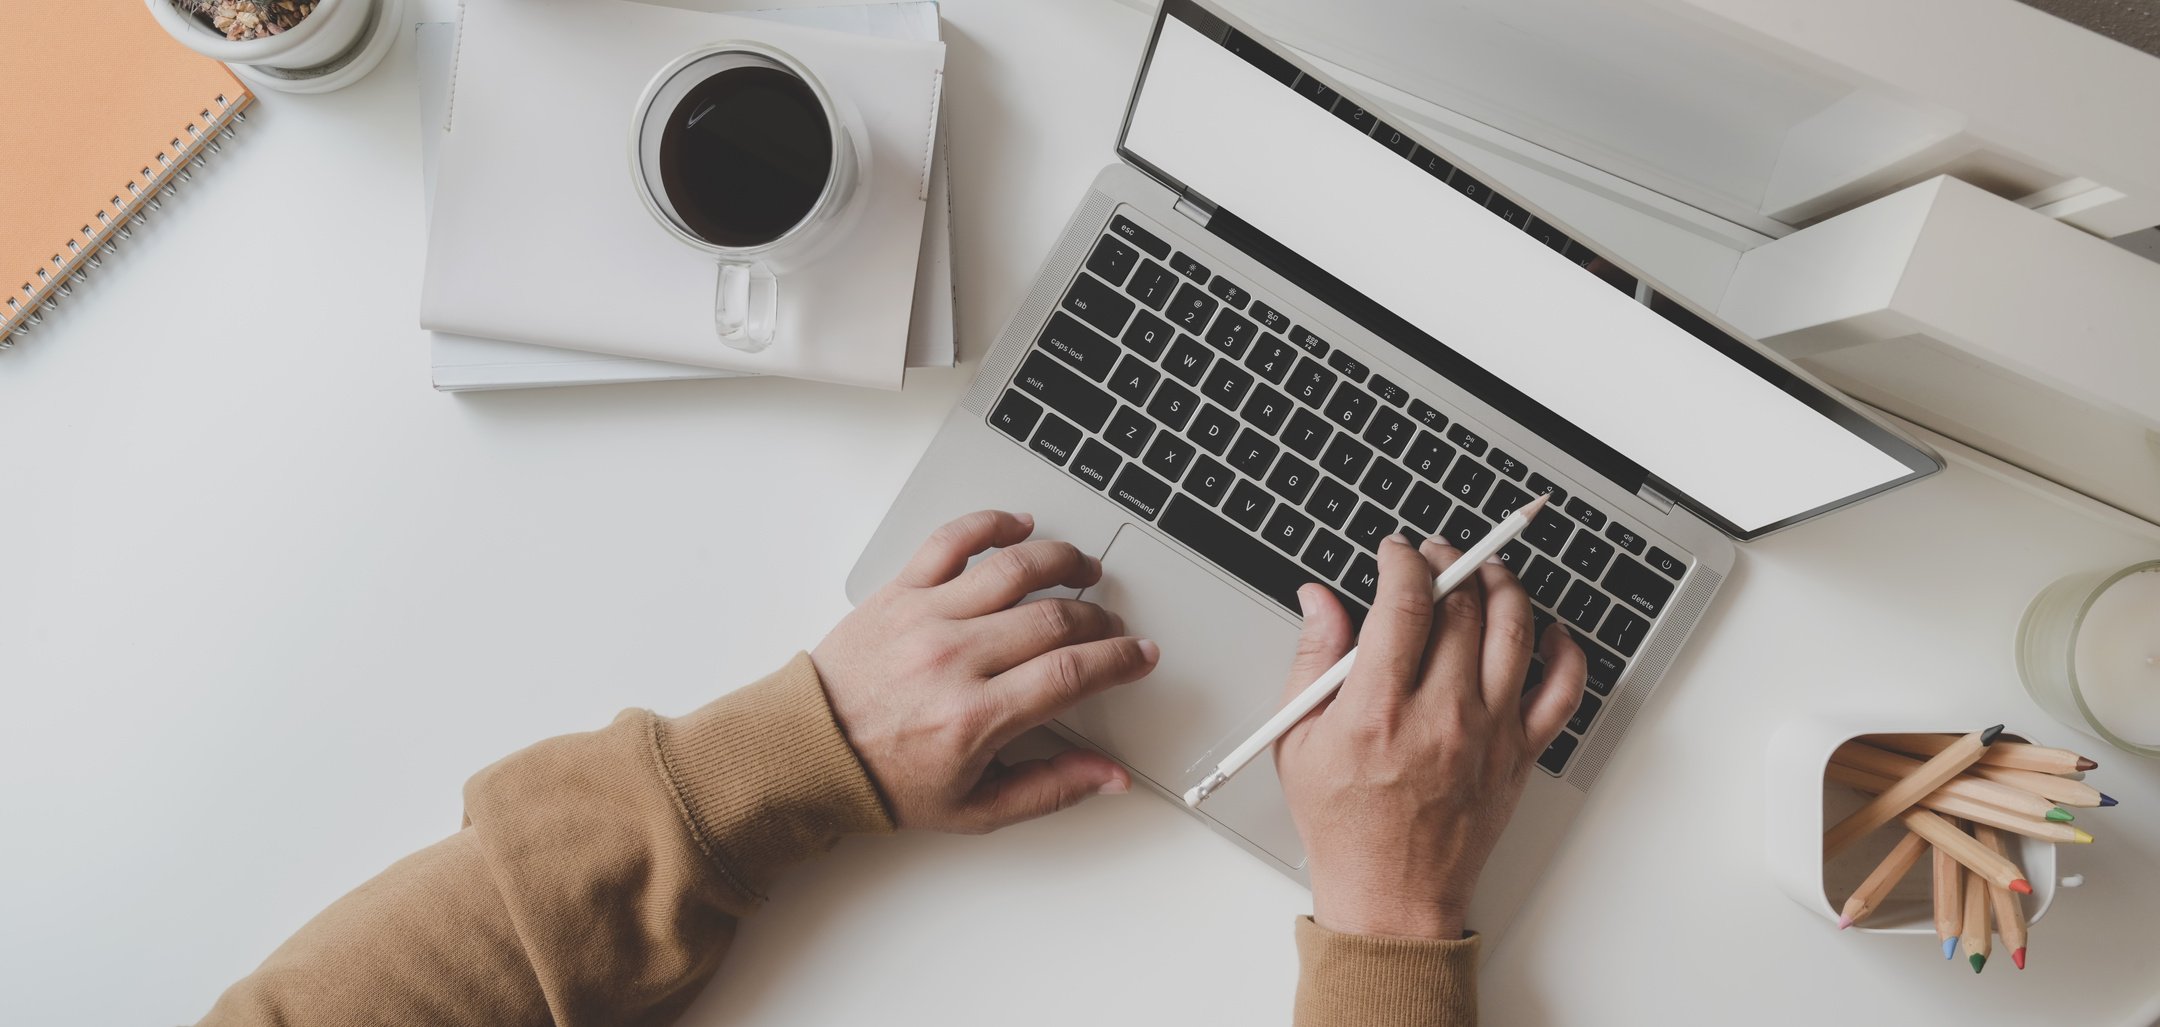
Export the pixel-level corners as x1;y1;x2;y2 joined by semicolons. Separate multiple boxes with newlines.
1;0;253;347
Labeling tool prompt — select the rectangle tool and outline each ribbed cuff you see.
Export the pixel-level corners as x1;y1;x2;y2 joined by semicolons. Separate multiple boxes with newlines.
1293;916;1479;1027
653;653;895;905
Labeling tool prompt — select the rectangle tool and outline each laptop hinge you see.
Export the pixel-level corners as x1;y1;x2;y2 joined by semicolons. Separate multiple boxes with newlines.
1637;480;1678;514
1174;191;1217;228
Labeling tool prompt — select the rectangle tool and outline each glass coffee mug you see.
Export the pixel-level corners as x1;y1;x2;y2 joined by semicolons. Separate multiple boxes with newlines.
630;43;868;351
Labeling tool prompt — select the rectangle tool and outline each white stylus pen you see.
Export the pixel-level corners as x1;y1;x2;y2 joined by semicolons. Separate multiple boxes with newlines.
1183;494;1551;807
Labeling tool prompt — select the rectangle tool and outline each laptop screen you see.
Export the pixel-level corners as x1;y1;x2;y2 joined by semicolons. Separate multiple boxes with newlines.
1117;0;1936;538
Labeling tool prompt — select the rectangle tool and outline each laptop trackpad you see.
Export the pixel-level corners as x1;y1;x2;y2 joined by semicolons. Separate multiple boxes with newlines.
1063;524;1309;868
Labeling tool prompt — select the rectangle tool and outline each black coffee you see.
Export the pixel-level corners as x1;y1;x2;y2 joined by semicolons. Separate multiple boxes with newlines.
657;65;834;248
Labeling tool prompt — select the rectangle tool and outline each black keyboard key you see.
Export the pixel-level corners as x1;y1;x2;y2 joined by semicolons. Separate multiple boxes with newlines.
1227;427;1280;478
1167;282;1218;334
1107;354;1159;405
1124;259;1179;311
1437;505;1491;550
1203;310;1257;358
1319;433;1373;483
1488;194;1533;231
1375;122;1418;158
1262;505;1316;556
1362;410;1416;458
1485;448;1528;481
991;390;1042;442
1408;398;1447;429
1108;465;1171;521
1104;405;1154;457
1158;496;1307;615
1451;172;1492;206
1557;581;1610;631
1085;236;1139;286
1286;357;1338;408
1441;456;1496;506
1289;326;1330;356
1521;556;1572;606
1445;423;1488;456
1333;99;1378;133
1526;217;1573;255
1038;312;1119;381
1030;413;1082;466
1187;403;1238;455
1071;439;1122;492
1646;546;1687;580
1482;481;1533;521
1369;375;1409;408
1520;657;1547;696
1014;353;1114;431
1567;693;1603;736
1224;480;1274;530
1326;350;1370;382
1142;431;1197;481
1602;554;1674;618
1250;301;1291;334
1201;360;1255;409
1170;251;1211;283
1244;334;1298;384
1495;539;1532;573
1265;454;1319;504
1300;531;1355;582
1564;497;1607;530
1523;507;1574;556
1358;461;1412;509
1240;384;1293;434
1145;380;1200;431
1414;147;1456;181
1323;386;1376;433
1597;607;1649;656
1604;522;1646;555
1206;276;1252;309
1281;409;1333;459
1305;477;1359;529
1109;215;1170;259
1534;608;1557;640
1163;334;1213;385
1537;731;1579;775
1400;482;1450;533
1343;553;1380;604
1184;455;1234;505
1294;75;1341;110
1577;637;1627;695
1524;473;1568;507
1122;311;1175;360
1404;431;1451;480
1346;503;1398;551
1061;274;1134;337
1561;533;1615;578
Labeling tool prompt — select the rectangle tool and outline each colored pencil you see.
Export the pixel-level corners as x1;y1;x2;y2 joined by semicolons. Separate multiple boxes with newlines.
1966;762;2116;808
1824;726;2004;856
1962;861;1992;973
1837;830;1928;929
1868;732;2097;775
1931;839;1963;960
1976;825;2030;970
1833;742;2071;821
1900;807;2032;895
1826;763;2092;845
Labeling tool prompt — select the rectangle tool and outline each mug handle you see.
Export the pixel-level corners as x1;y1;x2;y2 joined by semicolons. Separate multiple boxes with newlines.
715;260;777;351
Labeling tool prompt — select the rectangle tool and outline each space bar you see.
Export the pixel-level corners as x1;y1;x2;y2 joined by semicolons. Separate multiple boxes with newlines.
1157;497;1310;615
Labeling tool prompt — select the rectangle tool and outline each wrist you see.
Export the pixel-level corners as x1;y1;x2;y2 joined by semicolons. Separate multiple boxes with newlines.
1311;881;1468;941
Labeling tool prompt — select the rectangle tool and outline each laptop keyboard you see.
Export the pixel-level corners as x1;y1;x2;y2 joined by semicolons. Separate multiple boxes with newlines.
990;211;1691;776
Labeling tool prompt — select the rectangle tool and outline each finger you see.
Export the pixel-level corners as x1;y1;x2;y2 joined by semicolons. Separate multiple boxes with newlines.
1417;541;1486;706
991;636;1160;741
965;598;1122;674
937;539;1102;617
1278;583;1355;749
896;510;1036;588
1521;623;1587;753
1345;534;1436;706
958;749;1130;832
1474;560;1536;713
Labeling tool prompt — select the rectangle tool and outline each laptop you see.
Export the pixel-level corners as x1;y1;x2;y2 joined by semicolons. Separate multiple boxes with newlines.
848;0;1940;938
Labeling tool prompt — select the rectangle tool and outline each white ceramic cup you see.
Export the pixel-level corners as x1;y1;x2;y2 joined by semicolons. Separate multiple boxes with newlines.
630;43;869;353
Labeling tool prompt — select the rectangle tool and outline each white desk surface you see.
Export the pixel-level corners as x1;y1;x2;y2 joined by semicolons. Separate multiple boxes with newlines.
3;2;2157;1025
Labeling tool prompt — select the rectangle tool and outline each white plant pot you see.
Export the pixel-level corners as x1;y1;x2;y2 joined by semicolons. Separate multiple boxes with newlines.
144;0;403;94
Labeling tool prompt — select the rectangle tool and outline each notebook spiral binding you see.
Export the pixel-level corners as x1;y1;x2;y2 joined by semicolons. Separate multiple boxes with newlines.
3;93;254;351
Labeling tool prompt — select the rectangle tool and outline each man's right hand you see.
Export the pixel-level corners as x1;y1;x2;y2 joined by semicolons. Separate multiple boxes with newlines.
812;510;1159;836
1274;535;1587;940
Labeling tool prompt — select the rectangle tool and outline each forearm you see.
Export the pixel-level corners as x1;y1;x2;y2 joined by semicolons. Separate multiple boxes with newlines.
1293;917;1479;1027
201;653;892;1027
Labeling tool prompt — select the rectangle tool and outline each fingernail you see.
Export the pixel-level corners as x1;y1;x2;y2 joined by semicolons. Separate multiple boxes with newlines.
1014;512;1036;531
1098;776;1130;796
1136;639;1161;662
1385;532;1410;547
1297;585;1316;617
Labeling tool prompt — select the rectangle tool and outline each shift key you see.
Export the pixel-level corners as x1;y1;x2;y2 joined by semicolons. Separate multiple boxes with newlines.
1012;353;1114;432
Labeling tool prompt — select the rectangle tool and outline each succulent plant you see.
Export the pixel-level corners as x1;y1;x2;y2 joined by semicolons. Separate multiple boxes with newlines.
170;0;318;42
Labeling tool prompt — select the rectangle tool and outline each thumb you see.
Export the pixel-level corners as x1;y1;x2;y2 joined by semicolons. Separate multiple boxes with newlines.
1282;583;1355;705
959;749;1130;832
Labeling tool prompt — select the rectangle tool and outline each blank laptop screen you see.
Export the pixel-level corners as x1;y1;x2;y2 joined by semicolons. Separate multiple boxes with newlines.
1121;7;1923;535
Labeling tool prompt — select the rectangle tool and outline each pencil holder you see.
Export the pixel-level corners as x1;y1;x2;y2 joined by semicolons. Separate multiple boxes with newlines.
1766;717;2059;934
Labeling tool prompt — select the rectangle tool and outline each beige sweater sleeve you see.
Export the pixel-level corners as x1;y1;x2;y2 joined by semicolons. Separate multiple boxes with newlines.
200;654;1476;1027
